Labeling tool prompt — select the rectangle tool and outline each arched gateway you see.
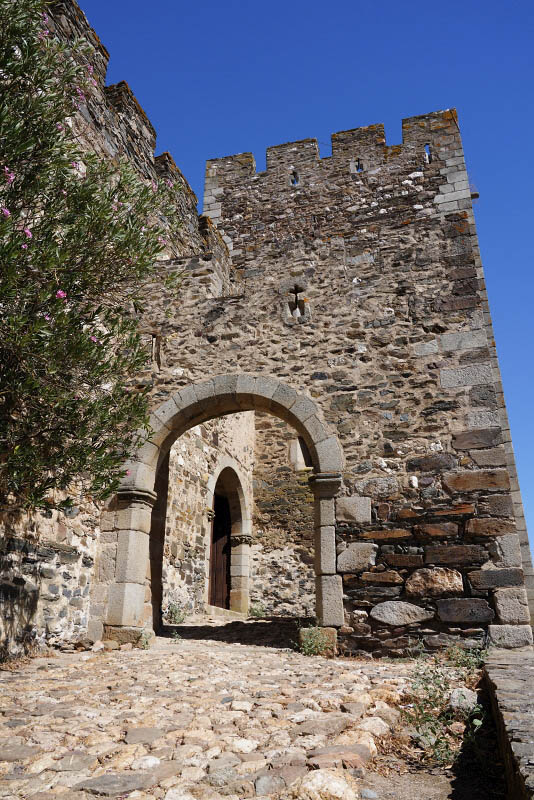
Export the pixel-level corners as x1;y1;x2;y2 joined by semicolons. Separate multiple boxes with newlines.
94;374;344;643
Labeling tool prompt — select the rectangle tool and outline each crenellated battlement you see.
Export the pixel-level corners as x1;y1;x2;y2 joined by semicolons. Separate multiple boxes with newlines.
205;108;461;197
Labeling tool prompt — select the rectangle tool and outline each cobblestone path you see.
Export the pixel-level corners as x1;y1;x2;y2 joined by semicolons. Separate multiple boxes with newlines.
0;626;467;799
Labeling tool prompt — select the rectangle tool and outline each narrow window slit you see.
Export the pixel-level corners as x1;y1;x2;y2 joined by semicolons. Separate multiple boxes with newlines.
290;170;299;186
424;144;432;164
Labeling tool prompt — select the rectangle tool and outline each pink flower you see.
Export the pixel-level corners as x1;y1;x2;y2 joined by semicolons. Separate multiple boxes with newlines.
87;65;94;75
44;313;51;321
21;243;28;249
71;161;79;170
61;190;67;196
151;180;158;192
56;123;64;131
23;227;32;239
89;335;98;343
1;207;10;218
3;167;14;184
126;470;131;476
55;289;67;299
165;179;174;188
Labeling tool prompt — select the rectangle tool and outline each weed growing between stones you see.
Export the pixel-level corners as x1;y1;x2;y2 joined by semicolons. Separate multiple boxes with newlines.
248;602;266;619
296;624;333;656
401;647;485;766
166;603;187;625
138;630;152;650
171;631;182;643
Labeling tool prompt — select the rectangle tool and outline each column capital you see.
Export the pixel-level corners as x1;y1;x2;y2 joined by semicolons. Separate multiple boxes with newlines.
309;472;342;498
117;486;157;508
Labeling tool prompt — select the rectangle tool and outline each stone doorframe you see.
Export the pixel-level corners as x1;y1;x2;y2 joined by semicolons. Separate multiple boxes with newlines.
205;460;252;614
100;374;344;642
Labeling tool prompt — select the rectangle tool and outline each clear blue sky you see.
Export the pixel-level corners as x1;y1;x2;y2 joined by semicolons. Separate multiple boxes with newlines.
81;0;534;549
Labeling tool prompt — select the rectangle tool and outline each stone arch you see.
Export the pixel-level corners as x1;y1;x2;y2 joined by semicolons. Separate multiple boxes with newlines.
100;374;344;642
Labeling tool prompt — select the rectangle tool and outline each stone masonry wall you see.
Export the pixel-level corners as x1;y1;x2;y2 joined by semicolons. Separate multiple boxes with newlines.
251;413;315;617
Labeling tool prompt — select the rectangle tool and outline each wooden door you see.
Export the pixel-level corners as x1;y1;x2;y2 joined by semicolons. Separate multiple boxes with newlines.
209;493;231;608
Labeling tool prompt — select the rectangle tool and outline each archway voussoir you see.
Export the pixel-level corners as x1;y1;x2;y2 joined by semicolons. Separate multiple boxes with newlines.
151;396;181;429
254;376;280;404
119;460;156;493
302;414;329;446
288;394;318;425
174;384;199;411
212;374;239;396
314;436;344;474
192;379;216;404
131;438;160;468
271;383;298;411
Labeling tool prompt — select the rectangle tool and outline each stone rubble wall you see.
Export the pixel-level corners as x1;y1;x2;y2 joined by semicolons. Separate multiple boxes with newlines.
251;413;315;617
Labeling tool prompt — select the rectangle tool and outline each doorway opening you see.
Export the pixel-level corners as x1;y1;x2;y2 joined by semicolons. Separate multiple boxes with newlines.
209;491;231;608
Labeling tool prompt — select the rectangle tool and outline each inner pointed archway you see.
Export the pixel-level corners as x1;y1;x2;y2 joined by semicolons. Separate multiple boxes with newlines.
96;374;344;643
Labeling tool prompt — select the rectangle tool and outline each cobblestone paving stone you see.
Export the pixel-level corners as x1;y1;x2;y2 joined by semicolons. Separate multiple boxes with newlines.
0;623;464;799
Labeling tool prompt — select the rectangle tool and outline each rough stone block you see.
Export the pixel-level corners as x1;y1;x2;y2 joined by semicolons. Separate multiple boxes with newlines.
436;598;494;623
405;567;463;597
471;447;507;467
116;530;150;584
442;469;510;493
413;340;438;356
119;461;156;493
416;522;458;538
494;587;531;624
488;624;533;649
361;570;402;584
369;601;434;626
468;568;524;590
316;575;344;627
115;506;152;534
452;428;502;450
440;363;493;389
290;394;319;425
337;543;378;573
465;518;516;537
478;494;514;518
440;330;487;352
406;453;457;472
425;544;488;565
466;410;501;429
314;436;344;474
271;382;298;411
314;526;336;575
314;497;335;527
106;583;145;627
488;534;522;568
336;496;371;524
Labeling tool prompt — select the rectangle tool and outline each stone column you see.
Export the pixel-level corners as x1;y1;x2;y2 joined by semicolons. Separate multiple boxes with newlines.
309;472;344;627
230;534;252;614
103;487;157;644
